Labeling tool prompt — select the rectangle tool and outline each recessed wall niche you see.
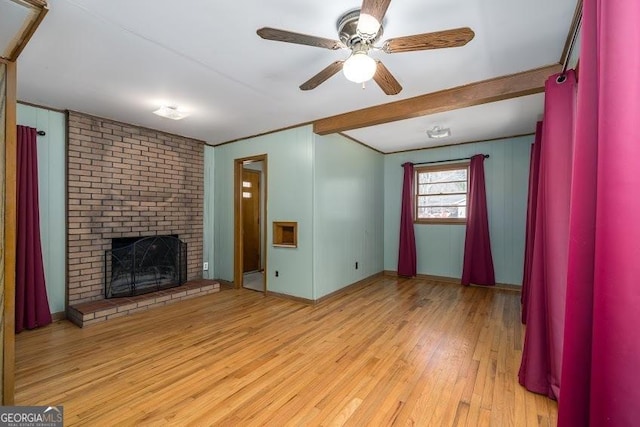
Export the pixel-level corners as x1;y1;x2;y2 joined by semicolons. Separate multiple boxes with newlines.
273;221;297;248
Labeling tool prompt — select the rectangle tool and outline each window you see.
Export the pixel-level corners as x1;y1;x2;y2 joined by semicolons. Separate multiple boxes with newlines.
415;162;469;224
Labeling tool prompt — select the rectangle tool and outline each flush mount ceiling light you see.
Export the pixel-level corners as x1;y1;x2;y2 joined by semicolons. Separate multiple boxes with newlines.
426;126;451;139
342;50;377;84
153;106;190;120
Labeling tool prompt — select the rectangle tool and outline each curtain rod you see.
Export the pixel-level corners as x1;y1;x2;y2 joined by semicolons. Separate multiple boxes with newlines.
406;154;489;167
37;130;46;136
560;5;583;79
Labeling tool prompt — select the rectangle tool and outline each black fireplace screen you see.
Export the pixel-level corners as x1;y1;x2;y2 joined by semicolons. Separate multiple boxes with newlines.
105;235;187;298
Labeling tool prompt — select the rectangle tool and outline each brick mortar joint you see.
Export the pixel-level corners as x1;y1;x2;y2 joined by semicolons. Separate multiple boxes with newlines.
66;112;204;304
67;110;208;145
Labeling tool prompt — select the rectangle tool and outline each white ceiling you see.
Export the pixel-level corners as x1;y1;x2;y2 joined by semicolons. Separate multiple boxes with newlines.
345;93;545;152
16;0;576;152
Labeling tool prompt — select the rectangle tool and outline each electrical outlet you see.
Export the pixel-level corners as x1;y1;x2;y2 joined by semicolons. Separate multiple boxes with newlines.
355;262;359;270
203;262;209;271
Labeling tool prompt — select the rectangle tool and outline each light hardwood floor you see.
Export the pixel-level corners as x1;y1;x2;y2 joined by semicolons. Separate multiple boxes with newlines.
15;276;557;426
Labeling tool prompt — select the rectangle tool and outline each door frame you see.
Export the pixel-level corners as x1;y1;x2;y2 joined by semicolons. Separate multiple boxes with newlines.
234;154;267;293
1;59;17;405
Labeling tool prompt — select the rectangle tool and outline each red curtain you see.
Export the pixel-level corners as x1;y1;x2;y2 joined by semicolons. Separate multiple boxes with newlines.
397;162;416;277
558;0;640;424
461;155;494;286
518;70;576;399
16;125;52;333
520;122;543;323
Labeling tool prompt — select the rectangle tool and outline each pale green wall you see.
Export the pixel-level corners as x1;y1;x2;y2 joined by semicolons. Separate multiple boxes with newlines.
211;126;314;299
208;129;529;297
384;136;532;285
17;104;66;314
203;145;215;280
15;104;531;309
313;134;384;299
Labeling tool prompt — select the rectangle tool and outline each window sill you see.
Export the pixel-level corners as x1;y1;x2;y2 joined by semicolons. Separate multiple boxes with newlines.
415;219;467;225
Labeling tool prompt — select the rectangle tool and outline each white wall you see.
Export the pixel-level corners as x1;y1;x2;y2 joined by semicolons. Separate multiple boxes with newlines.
384;136;532;285
17;104;66;314
313;134;384;299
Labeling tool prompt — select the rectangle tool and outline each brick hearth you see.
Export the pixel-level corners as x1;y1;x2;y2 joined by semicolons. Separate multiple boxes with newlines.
68;280;220;327
66;111;205;318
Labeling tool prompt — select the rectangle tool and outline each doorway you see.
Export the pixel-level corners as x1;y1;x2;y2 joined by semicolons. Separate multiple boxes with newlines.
234;155;267;293
242;168;261;273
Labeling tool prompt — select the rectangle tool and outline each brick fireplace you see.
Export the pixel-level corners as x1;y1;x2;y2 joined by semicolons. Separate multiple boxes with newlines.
66;111;206;314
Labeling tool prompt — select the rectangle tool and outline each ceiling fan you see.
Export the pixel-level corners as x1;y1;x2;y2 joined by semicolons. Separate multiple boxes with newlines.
257;0;474;95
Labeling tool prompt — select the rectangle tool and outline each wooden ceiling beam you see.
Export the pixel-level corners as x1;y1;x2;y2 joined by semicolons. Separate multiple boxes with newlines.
313;63;562;135
1;0;48;62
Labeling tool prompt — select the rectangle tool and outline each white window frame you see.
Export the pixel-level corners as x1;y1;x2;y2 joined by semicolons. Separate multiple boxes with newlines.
414;162;470;224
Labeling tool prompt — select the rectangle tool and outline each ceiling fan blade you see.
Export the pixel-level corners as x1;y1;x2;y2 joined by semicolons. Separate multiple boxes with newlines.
383;27;475;53
373;61;402;95
300;61;345;91
257;27;342;50
359;0;392;25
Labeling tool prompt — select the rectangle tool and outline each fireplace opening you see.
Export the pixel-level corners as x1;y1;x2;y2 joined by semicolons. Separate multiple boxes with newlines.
105;235;187;298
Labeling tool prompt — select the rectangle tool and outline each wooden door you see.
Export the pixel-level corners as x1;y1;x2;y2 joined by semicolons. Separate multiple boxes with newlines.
242;169;261;272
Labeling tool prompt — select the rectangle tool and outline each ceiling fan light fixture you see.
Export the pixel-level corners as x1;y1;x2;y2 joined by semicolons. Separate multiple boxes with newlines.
427;126;451;139
153;105;190;120
256;4;474;95
343;52;377;84
356;13;381;39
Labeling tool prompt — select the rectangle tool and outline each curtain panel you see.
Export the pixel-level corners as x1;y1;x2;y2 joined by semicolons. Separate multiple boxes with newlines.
518;71;576;399
558;0;640;423
461;154;495;286
521;122;543;323
15;125;51;332
397;162;416;277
